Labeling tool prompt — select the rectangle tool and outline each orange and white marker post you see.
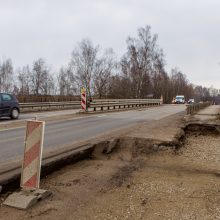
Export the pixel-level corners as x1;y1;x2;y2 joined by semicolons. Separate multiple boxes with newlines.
21;120;45;189
4;120;51;210
160;95;163;105
81;87;87;112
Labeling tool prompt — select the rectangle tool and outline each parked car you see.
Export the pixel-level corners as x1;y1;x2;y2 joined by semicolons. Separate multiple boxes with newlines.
0;93;20;119
174;95;185;104
188;99;195;104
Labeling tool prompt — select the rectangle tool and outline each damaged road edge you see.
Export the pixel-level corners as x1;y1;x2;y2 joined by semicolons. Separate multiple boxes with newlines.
2;119;219;195
0;139;119;194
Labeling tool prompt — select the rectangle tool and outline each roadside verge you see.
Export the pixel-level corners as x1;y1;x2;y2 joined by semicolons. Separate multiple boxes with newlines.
0;111;185;193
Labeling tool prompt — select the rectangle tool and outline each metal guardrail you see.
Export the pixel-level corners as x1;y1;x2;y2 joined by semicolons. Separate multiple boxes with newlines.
92;99;160;103
19;99;162;113
89;99;162;111
20;101;81;112
186;102;211;115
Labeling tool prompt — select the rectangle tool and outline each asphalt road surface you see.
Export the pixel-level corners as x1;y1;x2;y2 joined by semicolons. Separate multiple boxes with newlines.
0;105;185;165
0;109;80;123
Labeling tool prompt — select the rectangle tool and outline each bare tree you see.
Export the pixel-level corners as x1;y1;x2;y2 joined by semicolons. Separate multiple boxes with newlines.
168;68;195;102
17;65;31;95
94;48;115;98
57;66;76;95
0;59;14;92
1;25;218;103
151;49;170;101
108;74;133;98
194;85;210;102
121;26;158;98
30;58;54;95
70;39;98;99
41;71;55;95
31;58;45;95
57;67;67;96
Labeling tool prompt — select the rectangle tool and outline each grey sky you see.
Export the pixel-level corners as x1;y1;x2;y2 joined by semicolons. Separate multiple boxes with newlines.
0;0;220;88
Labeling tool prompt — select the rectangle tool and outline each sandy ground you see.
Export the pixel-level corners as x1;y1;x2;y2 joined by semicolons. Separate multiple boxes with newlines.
1;112;220;219
192;105;220;121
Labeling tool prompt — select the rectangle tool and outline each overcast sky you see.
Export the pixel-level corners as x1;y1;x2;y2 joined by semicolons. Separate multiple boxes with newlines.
0;0;220;88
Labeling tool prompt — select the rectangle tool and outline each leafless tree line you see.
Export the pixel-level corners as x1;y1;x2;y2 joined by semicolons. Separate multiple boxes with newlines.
0;25;219;103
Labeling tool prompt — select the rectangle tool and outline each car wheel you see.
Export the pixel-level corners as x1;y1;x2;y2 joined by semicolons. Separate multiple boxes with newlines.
11;108;19;119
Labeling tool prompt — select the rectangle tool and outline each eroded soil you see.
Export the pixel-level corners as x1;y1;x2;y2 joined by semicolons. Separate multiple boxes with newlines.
1;114;220;220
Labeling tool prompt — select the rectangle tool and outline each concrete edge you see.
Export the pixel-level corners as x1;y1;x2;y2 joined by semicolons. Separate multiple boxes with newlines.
0;144;95;193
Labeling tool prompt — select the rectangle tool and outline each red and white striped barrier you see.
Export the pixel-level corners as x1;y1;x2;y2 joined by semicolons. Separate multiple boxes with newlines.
81;87;87;112
3;120;51;210
21;120;45;189
160;95;163;104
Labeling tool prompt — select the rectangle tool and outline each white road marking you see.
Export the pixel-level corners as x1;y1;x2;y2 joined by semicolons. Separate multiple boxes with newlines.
97;115;107;117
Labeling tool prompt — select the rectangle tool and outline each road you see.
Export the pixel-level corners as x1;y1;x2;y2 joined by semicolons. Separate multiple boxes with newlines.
0;109;80;123
0;105;185;165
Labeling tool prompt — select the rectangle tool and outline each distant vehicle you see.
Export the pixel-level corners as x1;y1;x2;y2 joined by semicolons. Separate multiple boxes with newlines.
174;95;185;104
188;99;195;104
0;93;20;119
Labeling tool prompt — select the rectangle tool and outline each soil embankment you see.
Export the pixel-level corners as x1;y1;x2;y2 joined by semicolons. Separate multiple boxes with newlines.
1;110;220;219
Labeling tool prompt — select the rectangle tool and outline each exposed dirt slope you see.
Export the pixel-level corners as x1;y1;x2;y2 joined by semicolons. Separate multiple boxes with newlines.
1;113;220;219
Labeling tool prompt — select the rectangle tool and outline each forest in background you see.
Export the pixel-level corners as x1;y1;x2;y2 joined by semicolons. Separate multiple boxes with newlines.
0;25;219;103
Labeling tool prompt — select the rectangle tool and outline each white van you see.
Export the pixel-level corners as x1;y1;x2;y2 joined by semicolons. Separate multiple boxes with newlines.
174;95;185;104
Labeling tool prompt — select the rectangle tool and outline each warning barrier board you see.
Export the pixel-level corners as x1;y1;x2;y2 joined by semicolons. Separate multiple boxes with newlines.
81;87;87;112
21;120;45;189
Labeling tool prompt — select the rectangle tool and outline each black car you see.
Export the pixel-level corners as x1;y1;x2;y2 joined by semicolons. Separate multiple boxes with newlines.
0;93;20;119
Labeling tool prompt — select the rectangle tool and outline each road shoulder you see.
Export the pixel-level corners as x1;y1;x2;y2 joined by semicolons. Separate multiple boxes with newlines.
0;112;187;220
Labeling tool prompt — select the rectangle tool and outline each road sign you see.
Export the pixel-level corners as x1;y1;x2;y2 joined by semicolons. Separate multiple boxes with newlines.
21;120;45;189
81;87;87;112
4;120;51;210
